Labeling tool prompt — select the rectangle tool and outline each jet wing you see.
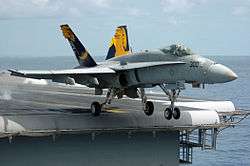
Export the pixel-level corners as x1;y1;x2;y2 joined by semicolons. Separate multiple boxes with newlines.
8;67;116;79
9;61;184;79
109;61;185;71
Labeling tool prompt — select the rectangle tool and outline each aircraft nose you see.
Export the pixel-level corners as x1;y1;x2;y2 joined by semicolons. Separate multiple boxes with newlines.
208;64;238;83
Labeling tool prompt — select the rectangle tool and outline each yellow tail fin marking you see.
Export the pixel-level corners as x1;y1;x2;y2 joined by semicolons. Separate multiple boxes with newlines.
80;51;89;61
61;25;75;42
112;26;130;57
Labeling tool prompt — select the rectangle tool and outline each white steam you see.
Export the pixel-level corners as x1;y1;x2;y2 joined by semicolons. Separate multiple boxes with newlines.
23;78;48;85
0;89;12;100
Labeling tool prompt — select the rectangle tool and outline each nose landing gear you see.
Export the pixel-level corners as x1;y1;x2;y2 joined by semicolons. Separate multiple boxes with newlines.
172;107;181;119
164;107;181;120
160;83;184;120
164;107;172;120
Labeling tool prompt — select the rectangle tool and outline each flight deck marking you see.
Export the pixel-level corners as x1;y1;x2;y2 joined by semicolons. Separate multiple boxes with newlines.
105;107;128;113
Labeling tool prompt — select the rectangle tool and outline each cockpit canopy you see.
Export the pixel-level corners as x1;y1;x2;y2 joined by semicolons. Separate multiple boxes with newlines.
160;44;194;56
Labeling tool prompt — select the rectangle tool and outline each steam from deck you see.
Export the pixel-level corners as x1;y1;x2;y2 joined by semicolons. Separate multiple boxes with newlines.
0;89;12;100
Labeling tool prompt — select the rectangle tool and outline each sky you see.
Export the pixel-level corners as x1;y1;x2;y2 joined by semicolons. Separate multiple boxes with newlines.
0;0;249;58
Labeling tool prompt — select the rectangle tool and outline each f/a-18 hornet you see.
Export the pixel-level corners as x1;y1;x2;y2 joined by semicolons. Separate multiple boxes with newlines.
9;25;238;120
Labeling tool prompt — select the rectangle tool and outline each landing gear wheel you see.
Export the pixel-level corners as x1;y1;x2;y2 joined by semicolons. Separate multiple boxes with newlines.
144;101;154;116
173;107;181;119
164;107;172;120
91;101;101;116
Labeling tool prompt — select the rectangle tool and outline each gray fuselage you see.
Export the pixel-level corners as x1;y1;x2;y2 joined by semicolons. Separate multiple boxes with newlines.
96;48;237;89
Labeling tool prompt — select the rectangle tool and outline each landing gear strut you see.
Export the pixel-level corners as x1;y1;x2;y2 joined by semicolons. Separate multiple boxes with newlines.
102;88;115;106
159;84;182;120
139;88;154;116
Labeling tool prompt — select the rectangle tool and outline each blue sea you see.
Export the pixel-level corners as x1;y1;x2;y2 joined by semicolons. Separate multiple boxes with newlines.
0;56;250;165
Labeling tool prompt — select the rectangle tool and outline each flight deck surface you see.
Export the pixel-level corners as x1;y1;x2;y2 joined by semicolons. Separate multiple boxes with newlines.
0;73;243;137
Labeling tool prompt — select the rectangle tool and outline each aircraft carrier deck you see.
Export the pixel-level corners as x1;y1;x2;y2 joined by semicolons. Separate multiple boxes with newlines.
0;73;249;166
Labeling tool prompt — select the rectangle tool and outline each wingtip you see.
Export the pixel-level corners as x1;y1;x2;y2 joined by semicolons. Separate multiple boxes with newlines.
8;69;16;74
8;69;25;77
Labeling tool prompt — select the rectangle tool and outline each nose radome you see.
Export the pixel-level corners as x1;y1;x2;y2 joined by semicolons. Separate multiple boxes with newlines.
209;64;238;83
226;69;238;81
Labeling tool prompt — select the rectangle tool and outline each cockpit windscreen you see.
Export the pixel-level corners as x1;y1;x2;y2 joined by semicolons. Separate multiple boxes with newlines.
160;44;194;56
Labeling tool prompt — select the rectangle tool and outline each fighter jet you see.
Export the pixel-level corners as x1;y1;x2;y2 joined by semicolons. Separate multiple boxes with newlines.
9;24;238;120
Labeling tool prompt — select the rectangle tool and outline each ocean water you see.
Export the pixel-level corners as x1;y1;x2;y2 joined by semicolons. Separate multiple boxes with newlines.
0;55;249;165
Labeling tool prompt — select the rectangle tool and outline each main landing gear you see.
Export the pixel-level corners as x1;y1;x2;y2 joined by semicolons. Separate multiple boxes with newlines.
90;88;155;117
90;101;101;116
159;84;181;120
138;88;154;116
90;88;115;116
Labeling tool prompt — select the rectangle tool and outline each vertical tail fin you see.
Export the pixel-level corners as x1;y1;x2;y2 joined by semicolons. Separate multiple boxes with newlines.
106;25;131;60
60;24;97;67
